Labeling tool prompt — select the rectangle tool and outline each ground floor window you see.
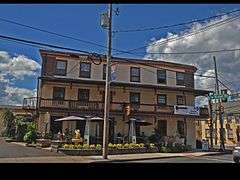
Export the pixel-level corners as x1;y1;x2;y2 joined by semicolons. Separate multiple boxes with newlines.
227;128;234;139
157;120;167;137
177;120;185;138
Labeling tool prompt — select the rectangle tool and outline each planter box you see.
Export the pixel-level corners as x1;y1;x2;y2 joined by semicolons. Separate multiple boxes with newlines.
36;139;51;148
4;138;17;143
147;147;159;153
58;148;101;156
58;147;148;156
51;140;66;152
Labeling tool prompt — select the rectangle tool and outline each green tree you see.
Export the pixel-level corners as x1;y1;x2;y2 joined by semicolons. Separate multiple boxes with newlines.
23;122;37;144
2;109;15;138
15;116;29;141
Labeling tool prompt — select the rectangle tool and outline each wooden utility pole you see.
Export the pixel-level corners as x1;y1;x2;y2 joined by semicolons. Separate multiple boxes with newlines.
208;98;214;149
213;56;225;151
102;4;112;159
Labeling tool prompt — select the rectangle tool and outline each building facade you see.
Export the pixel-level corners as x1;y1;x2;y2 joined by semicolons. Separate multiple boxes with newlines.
23;50;209;148
196;100;240;147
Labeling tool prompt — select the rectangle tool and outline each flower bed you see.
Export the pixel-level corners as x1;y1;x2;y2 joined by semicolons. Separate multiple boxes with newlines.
58;143;150;156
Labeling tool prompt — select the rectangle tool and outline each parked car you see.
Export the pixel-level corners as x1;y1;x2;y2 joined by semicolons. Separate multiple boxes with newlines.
233;146;240;163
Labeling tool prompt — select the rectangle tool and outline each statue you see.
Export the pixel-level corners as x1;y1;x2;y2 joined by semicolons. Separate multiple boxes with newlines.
72;129;83;145
75;129;81;139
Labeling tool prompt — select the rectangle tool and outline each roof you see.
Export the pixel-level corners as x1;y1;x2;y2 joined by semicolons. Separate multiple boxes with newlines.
39;49;198;72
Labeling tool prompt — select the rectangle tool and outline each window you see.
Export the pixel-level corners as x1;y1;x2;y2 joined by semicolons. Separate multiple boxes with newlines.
130;67;140;82
78;89;89;102
102;64;106;80
157;69;166;84
235;115;240;124
176;72;185;86
53;87;65;100
227;129;234;139
158;120;167;137
177;95;185;105
80;62;91;78
130;92;140;104
205;129;211;138
177;121;185;137
55;60;67;76
157;94;167;106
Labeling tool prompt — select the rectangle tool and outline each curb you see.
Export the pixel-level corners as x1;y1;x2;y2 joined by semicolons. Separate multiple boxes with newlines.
93;152;230;163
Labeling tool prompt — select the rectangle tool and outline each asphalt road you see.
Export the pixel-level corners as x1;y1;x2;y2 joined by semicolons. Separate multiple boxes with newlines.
120;154;234;163
0;137;63;158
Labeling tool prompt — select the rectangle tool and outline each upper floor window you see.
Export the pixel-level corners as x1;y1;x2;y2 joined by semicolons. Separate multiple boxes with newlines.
157;94;167;106
176;95;185;105
130;67;140;82
55;60;67;76
157;69;166;84
80;62;91;78
102;64;106;80
78;89;90;102
130;92;140;104
53;87;65;100
176;72;185;86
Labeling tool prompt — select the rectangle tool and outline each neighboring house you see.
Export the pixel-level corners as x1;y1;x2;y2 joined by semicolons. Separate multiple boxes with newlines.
23;49;209;148
196;100;240;147
0;105;34;136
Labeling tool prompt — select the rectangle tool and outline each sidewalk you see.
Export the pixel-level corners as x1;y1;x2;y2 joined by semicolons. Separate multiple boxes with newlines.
0;151;228;163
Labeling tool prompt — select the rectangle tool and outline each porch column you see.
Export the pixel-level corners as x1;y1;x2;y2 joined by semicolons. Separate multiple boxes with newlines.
84;120;90;145
129;118;136;143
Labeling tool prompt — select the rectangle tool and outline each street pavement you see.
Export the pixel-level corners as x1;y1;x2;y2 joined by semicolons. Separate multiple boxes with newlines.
0;137;63;158
0;137;234;163
118;154;234;163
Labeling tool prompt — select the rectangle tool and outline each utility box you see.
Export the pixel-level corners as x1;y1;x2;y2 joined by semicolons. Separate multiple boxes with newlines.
101;12;109;28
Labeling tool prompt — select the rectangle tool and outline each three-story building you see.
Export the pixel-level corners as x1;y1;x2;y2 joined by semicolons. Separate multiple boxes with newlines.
23;49;209;148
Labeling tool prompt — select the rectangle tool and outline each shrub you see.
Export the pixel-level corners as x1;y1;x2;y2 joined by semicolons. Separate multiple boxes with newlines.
108;143;114;149
63;144;70;149
116;144;123;149
82;144;90;149
139;143;145;148
2;109;15;138
96;144;102;150
149;143;156;149
23;123;37;144
123;143;130;149
89;144;96;149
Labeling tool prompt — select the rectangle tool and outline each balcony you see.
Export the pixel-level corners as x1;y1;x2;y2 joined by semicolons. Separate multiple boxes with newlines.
23;97;209;118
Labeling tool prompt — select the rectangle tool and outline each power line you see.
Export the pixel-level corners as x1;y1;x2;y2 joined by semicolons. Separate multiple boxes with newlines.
0;34;92;54
113;14;240;56
113;9;240;33
0;16;135;55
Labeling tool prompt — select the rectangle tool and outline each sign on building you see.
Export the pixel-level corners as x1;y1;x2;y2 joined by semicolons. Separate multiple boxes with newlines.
174;105;200;116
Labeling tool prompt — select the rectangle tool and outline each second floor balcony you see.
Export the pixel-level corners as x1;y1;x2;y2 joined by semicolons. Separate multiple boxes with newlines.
23;97;209;118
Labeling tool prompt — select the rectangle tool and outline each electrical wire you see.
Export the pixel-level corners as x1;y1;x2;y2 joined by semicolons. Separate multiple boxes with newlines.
113;9;240;33
113;14;240;56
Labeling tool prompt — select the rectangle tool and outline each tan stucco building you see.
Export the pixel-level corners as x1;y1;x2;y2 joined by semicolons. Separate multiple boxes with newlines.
23;49;209;148
196;100;240;146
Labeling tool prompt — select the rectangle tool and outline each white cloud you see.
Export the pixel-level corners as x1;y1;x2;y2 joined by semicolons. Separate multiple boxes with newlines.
0;51;40;105
145;14;240;106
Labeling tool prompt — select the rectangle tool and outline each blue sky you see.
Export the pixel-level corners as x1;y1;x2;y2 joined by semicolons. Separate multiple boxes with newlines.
0;4;240;105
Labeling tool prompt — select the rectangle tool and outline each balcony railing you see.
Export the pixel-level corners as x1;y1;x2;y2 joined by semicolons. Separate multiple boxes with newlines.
23;97;209;118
